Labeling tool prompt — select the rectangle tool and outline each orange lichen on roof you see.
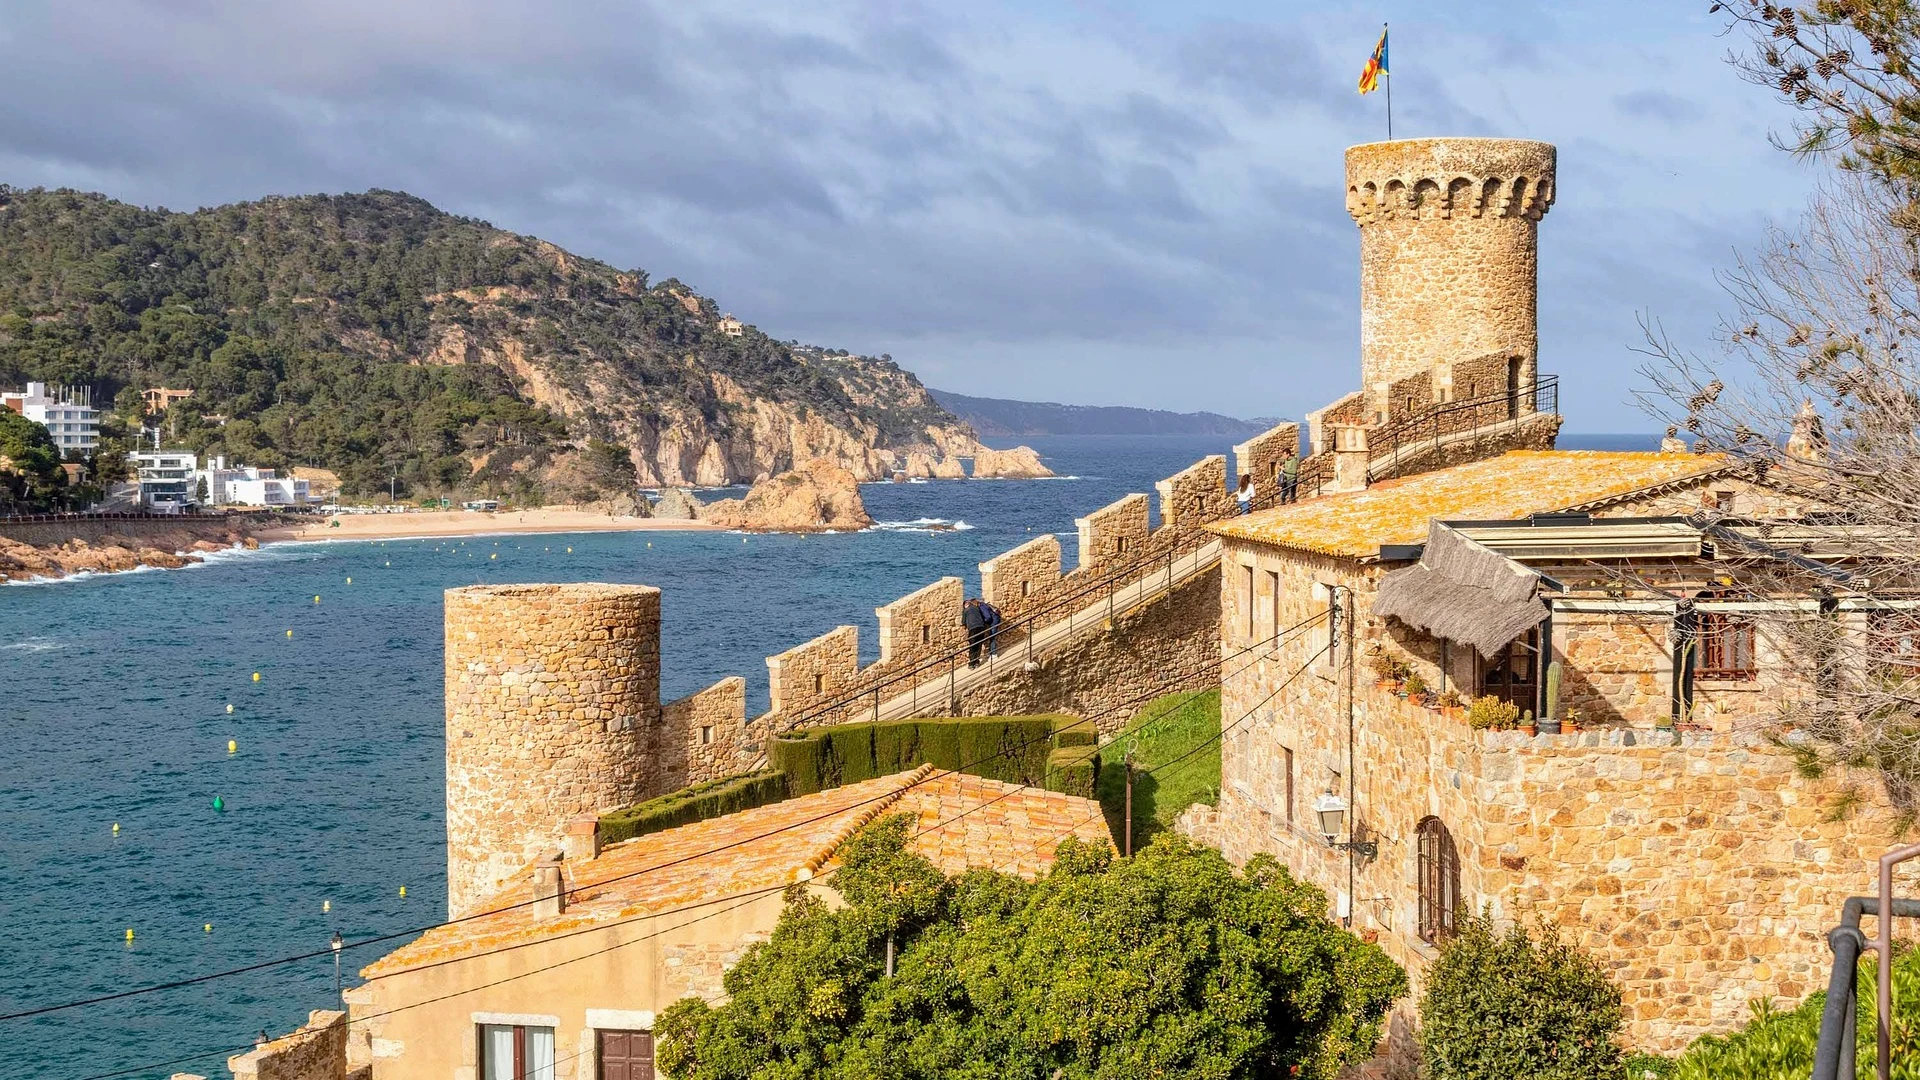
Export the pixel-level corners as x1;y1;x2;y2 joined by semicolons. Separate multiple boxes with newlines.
362;767;1112;978
1208;451;1729;557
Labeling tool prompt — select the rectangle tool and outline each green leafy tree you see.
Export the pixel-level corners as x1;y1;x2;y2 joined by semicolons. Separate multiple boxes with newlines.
0;408;62;510
658;821;1405;1080
1419;911;1625;1080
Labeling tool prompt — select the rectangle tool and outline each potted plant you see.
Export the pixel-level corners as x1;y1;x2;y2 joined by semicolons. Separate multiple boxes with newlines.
1467;695;1521;732
1438;688;1464;715
1521;709;1536;737
1538;661;1563;735
1368;648;1404;690
1402;671;1427;703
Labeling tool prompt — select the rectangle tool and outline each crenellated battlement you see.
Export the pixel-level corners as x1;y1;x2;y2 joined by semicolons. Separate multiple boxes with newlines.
1344;138;1555;226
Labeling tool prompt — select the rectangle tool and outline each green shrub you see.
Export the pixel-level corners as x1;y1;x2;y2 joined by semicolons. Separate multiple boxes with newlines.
1420;911;1625;1080
1044;744;1100;798
599;771;790;845
1051;714;1098;747
770;715;1067;795
1467;695;1522;731
1667;944;1920;1079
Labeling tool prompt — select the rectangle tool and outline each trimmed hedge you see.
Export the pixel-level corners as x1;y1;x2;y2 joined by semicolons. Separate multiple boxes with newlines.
1050;715;1098;748
771;714;1076;796
1044;744;1101;798
599;770;790;845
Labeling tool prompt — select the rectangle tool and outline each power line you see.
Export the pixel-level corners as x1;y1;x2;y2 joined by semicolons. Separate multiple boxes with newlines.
6;606;1330;1030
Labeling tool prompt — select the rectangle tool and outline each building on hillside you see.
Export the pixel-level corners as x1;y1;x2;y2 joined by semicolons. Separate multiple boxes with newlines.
142;386;193;415
130;449;200;511
347;767;1112;1079
2;381;98;455
1192;448;1902;1055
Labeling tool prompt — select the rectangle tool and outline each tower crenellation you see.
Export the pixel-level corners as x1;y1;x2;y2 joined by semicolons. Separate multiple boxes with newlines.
1344;137;1556;424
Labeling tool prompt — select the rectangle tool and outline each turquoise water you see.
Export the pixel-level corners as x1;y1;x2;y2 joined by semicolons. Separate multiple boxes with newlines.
0;433;1652;1076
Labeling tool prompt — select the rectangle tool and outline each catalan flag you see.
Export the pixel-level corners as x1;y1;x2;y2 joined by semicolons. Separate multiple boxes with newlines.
1358;25;1389;94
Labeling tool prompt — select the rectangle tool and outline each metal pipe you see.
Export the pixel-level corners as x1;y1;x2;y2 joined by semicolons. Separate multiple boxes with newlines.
1876;841;1920;1079
1815;922;1867;1080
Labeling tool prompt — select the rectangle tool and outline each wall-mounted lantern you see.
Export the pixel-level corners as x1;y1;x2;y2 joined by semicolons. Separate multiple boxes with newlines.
1312;791;1378;859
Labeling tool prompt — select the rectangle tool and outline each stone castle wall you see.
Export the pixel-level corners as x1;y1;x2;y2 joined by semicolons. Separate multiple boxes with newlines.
1347;138;1554;420
1207;532;1912;1055
229;1009;347;1080
663;676;749;787
444;583;664;919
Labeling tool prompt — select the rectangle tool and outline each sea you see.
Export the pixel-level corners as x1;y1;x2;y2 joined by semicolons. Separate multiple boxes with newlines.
0;432;1654;1076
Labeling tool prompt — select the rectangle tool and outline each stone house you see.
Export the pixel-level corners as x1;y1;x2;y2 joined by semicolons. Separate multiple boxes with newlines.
1192;448;1908;1057
346;767;1112;1079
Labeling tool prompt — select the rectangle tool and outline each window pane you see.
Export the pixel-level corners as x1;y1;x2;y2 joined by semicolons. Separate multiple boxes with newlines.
481;1026;516;1080
528;1027;556;1080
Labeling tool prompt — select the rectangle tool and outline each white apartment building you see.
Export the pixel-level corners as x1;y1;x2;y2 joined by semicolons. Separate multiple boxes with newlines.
198;456;308;507
130;449;199;511
3;382;99;455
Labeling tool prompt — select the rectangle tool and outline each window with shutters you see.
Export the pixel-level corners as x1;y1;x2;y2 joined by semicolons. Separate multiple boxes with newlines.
1416;817;1460;945
1697;610;1757;680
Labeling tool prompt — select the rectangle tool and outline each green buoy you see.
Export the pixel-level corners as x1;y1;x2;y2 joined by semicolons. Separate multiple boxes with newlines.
212;795;225;811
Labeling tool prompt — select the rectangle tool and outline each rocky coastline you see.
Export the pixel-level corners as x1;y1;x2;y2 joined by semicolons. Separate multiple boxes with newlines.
0;519;266;584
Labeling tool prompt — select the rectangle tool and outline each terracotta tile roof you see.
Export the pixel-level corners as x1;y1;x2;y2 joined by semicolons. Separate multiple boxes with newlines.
1208;451;1730;558
362;768;1112;978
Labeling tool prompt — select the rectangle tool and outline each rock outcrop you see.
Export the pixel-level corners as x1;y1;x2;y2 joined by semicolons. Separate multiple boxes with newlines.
651;488;703;520
0;523;261;583
697;459;873;532
970;446;1054;479
902;451;968;480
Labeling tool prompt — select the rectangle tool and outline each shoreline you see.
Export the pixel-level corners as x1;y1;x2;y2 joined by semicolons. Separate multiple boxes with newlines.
253;508;724;544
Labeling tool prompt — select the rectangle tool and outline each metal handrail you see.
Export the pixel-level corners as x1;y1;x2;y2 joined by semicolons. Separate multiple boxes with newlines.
1813;840;1920;1080
1366;375;1560;483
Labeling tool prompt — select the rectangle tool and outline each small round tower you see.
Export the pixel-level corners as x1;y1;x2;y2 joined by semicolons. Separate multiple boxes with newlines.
1345;138;1556;417
443;583;662;919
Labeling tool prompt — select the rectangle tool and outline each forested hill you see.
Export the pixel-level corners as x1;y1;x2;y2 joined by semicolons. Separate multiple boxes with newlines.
931;389;1281;438
0;186;978;499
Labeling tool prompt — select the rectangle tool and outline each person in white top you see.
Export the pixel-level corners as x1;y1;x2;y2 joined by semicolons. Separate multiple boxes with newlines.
1235;473;1255;515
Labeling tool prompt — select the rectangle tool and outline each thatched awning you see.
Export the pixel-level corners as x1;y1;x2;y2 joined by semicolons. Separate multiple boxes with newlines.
1373;523;1547;657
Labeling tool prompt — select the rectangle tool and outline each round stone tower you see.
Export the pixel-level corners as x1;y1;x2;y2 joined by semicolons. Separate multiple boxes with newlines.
1345;138;1556;417
443;583;662;919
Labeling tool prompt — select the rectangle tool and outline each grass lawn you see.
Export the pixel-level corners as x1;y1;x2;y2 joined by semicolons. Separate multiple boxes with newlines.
1094;688;1222;852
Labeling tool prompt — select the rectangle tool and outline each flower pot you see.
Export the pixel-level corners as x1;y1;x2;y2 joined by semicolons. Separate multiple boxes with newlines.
1522;723;1537;736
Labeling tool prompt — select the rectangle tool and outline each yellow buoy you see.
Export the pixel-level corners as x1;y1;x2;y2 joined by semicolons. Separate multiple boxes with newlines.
566;547;572;553
124;928;134;942
345;576;352;584
204;923;212;933
286;629;293;638
385;561;391;567
226;704;234;714
489;553;497;560
313;595;321;604
399;886;407;897
323;899;331;913
112;822;120;834
646;542;651;548
227;740;237;754
252;672;261;683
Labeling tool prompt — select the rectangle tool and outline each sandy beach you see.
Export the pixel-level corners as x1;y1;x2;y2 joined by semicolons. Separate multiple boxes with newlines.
254;508;723;543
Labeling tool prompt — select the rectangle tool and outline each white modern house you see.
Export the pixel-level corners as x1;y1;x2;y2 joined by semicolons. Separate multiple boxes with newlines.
198;456;308;507
3;382;99;455
130;449;199;511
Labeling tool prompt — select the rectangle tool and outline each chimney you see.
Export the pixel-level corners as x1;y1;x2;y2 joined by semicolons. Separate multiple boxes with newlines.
1786;401;1828;463
563;814;602;863
531;852;566;918
1329;424;1370;493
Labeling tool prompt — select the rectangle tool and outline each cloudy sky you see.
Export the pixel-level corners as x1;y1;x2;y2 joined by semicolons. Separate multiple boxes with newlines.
0;1;1813;430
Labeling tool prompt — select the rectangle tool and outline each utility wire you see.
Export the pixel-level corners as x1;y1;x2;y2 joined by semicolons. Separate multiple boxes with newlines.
6;607;1329;1028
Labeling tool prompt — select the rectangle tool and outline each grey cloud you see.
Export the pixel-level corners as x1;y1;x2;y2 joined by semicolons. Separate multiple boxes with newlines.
1614;89;1703;125
0;0;1814;425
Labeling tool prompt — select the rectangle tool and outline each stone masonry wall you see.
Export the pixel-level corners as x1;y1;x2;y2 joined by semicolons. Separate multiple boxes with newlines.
1347;139;1553;420
1155;455;1230;535
229;1010;346;1080
444;583;663;920
979;533;1063;625
1205;535;1912;1056
1557;610;1673;728
1075;493;1151;573
663;676;750;786
767;625;861;720
877;576;966;666
1233;422;1300;492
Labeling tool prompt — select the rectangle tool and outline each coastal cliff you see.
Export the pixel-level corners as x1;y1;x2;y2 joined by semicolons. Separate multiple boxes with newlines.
698;459;874;532
0;519;262;583
0;187;982;498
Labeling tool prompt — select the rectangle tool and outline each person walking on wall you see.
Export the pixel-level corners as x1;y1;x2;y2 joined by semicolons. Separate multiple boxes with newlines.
963;598;991;667
1281;454;1300;504
1235;472;1256;515
981;598;1004;658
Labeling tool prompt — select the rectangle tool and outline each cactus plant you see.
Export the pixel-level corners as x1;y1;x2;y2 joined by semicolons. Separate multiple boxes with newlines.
1540;661;1563;734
